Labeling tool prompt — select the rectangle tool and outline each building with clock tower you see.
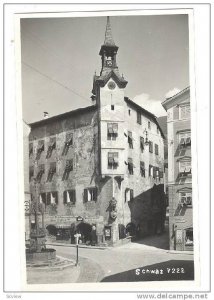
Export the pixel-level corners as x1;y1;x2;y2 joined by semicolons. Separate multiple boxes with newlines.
25;17;166;246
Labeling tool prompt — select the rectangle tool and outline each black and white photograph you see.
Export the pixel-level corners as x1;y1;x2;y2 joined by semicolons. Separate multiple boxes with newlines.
3;4;211;294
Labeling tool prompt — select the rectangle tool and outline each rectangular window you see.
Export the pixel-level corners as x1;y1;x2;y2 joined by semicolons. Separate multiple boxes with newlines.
149;165;153;177
46;191;58;205
39;193;46;205
179;131;191;148
140;137;144;152
111;105;114;110
125;188;134;202
185;228;193;246
29;166;34;181
107;123;118;140
41;192;58;208
36;164;45;183
46;137;56;158
155;144;159;155
128;158;134;175
137;111;142;124
149;141;153;153
47;162;56;182
179;104;190;120
128;131;133;149
83;187;98;202
179;160;191;175
63;190;76;205
62;133;73;155
140;161;145;177
180;192;192;206
108;152;119;169
62;159;73;181
36;140;44;160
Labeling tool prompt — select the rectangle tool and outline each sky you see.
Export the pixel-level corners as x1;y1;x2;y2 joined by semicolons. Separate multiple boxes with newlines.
20;13;189;123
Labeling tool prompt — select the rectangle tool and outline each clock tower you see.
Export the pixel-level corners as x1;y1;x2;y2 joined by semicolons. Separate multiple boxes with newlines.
92;16;128;181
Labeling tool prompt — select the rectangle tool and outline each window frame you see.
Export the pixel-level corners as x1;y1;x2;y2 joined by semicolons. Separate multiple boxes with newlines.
83;187;98;203
108;152;119;169
63;189;76;205
137;110;142;124
107;123;118;141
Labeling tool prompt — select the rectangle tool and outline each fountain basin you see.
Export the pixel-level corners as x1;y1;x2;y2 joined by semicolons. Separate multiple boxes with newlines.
26;248;56;263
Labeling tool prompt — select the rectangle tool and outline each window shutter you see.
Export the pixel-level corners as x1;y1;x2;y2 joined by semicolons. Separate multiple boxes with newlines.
73;190;76;204
153;166;156;178
94;187;98;202
83;189;88;202
63;191;67;204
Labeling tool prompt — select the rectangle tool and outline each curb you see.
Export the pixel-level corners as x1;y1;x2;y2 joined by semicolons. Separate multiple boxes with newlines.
46;242;108;250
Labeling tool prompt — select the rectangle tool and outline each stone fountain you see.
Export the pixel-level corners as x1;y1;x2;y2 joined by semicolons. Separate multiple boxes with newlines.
26;178;56;265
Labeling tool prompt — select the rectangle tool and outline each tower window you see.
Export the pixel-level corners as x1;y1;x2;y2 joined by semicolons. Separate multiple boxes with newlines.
108;152;119;169
148;121;151;130
111;105;114;110
128;109;131;116
107;123;118;140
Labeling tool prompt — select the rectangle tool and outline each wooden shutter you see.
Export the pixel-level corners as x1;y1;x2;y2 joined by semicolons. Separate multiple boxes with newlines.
83;189;88;202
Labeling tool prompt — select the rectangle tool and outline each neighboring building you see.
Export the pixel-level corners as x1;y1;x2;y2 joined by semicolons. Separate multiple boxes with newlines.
162;87;193;251
27;17;166;246
23;120;31;239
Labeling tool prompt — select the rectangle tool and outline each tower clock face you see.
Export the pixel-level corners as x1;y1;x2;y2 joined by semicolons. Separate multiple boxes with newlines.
106;60;112;67
108;81;116;90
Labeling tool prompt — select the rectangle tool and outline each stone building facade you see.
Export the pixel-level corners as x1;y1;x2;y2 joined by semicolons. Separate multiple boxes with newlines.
26;17;166;246
162;87;193;251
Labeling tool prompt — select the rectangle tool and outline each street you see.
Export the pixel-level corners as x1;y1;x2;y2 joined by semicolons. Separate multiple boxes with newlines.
27;230;194;284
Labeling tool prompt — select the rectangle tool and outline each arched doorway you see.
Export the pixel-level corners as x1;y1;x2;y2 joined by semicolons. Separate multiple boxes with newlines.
46;224;57;237
126;222;136;237
76;222;93;244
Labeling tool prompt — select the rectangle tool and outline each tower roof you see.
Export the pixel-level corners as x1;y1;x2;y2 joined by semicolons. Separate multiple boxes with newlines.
104;16;115;46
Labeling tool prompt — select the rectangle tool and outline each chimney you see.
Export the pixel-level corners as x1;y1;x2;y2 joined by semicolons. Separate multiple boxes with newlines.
43;112;49;119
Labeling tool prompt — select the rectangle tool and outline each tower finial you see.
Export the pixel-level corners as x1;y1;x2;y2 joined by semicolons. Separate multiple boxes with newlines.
104;16;115;46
